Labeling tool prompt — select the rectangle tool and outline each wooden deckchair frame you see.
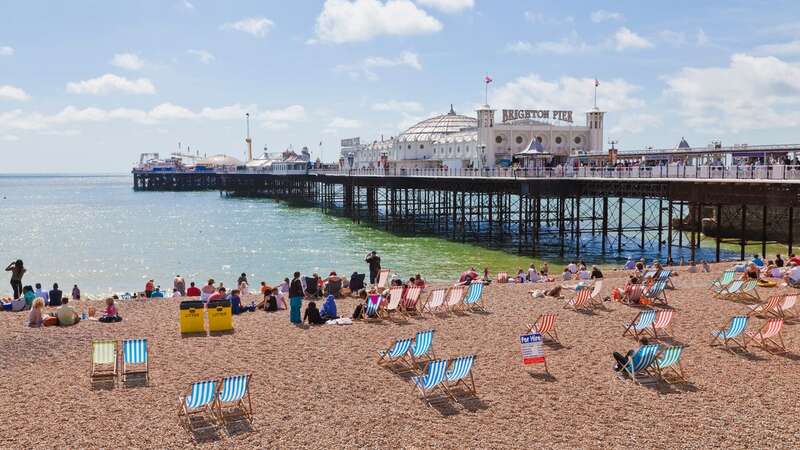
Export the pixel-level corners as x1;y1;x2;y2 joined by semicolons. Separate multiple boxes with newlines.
745;319;787;354
527;313;559;343
214;374;254;424
91;339;118;383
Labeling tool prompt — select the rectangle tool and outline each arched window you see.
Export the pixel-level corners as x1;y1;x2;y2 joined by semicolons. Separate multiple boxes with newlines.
495;136;503;144
574;136;582;144
555;136;562;144
515;136;523;144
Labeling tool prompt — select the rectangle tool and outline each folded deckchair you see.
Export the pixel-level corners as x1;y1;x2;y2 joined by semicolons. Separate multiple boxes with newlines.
745;318;786;354
527;313;559;343
462;282;486;312
91;339;118;383
408;329;435;370
622;309;656;338
375;269;391;289
563;288;592;311
643;280;668;305
411;359;449;405
363;294;383;320
178;379;218;431
622;344;660;383
401;286;423;316
445;355;477;397
421;288;446;316
747;295;783;318
651;309;675;339
654;345;687;383
711;270;735;292
377;337;413;365
383;287;404;319
710;315;749;352
214;374;253;423
122;338;149;384
445;286;465;313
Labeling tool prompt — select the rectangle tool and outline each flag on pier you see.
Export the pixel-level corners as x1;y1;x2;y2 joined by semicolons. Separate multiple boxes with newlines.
485;75;493;84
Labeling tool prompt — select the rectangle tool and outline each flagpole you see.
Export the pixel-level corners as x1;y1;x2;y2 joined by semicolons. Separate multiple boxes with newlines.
484;75;488;105
593;77;597;110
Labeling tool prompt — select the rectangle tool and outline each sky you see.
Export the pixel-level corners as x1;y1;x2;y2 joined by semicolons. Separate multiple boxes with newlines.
2;0;800;173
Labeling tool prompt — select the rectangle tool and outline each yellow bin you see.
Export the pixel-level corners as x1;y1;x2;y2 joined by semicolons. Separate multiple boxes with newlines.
207;299;233;332
179;300;206;334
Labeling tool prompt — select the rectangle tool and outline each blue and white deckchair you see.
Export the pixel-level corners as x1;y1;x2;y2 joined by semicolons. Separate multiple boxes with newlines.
408;329;435;370
657;270;675;289
715;279;743;299
122;338;149;383
445;355;477;396
215;374;253;423
462;283;486;312
622;309;656;338
710;315;749;352
623;344;660;383
377;338;413;366
654;346;687;383
411;359;450;405
363;294;382;320
179;379;218;430
643;280;668;305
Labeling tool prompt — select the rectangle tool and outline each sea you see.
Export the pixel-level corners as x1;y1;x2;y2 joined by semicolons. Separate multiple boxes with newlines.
0;175;541;297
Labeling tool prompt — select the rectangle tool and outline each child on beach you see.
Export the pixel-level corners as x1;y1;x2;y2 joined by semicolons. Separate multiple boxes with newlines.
99;297;122;323
71;285;81;300
28;297;44;327
303;301;326;325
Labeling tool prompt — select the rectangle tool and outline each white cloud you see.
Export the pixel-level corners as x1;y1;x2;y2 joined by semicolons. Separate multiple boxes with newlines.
696;29;709;46
614;27;652;51
259;105;306;129
507;32;589;55
221;17;274;37
324;116;362;133
523;11;573;25
493;74;645;113
591;10;623;23
0;46;14;56
664;53;800;132
314;0;442;44
372;100;423;112
110;53;145;70
181;0;194;10
188;49;215;64
199;103;254;120
416;0;473;13
754;40;800;56
1;134;20;142
336;50;422;80
66;74;156;95
609;113;662;135
0;85;31;101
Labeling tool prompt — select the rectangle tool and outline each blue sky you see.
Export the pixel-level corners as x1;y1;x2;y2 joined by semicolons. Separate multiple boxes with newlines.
2;0;800;172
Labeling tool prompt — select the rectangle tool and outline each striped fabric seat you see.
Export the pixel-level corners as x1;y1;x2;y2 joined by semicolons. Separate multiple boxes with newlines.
563;288;592;311
623;309;656;338
745;318;786;354
716;279;743;299
377;338;413;365
364;294;382;319
652;310;675;338
654;345;687;383
445;355;477;396
644;280;668;304
445;286;465;313
527;313;559;343
422;288;446;315
623;344;660;383
384;287;404;318
748;295;783;317
738;280;760;301
375;269;391;289
711;270;735;293
411;359;449;404
463;283;485;311
711;315;749;352
122;339;149;383
215;374;253;423
408;329;435;368
185;380;217;410
401;286;422;315
780;295;797;318
91;340;117;382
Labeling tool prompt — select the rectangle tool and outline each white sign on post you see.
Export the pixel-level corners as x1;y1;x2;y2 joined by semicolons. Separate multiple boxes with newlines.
520;332;548;371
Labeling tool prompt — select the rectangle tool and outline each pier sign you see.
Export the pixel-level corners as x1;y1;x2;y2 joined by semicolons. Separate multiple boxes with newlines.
520;332;546;365
502;109;573;123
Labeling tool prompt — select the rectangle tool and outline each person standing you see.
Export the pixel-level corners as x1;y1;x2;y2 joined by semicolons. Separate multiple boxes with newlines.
173;275;186;297
71;284;81;300
5;260;25;299
365;251;381;285
144;279;155;298
288;271;303;325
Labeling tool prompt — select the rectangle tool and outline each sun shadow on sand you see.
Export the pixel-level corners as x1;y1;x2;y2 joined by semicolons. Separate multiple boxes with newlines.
642;380;699;395
187;420;222;444
122;374;149;389
209;329;236;337
543;341;567;351
711;346;769;361
528;371;557;382
774;351;800;361
180;332;208;339
90;379;115;391
219;411;254;436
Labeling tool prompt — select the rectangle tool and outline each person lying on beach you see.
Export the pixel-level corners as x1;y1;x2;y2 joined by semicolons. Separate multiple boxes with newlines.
303;301;326;325
55;298;80;326
28;297;44;327
613;337;650;376
99;297;122;323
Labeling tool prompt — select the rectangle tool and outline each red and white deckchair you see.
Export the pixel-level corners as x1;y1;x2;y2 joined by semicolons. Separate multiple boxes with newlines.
421;288;447;316
779;294;797;318
747;295;783;318
745;318;786;354
383;286;404;319
527;313;559;343
401;286;423;316
445;286;466;313
563;288;592;311
651;309;675;339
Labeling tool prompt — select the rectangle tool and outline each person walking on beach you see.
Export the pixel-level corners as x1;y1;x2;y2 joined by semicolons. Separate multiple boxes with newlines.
365;251;381;285
5;260;26;299
289;272;304;325
71;284;81;300
173;275;186;297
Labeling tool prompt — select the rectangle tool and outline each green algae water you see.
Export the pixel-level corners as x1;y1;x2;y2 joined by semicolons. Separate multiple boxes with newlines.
0;175;538;296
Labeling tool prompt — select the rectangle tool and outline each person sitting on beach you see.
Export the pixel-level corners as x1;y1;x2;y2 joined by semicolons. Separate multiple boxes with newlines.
414;273;426;287
776;254;785;268
785;265;800;286
99;297;122;323
540;263;549;277
34;283;49;306
762;260;776;275
561;267;572;281
751;254;765;267
71;285;81;300
201;279;216;302
320;294;338;320
577;267;591;280
623;257;636;270
744;263;760;280
590;266;604;279
567;261;577;274
150;286;164;298
186;282;201;297
687;260;698;273
28;297;45;327
790;253;800;266
515;269;526;283
144;279;154;298
701;259;711;273
527;264;539;282
209;287;226;302
56;298;80;326
258;287;283;311
259;281;270;297
229;289;254;314
171;288;181;298
48;283;63;307
238;279;249;296
613;337;650;376
324;272;343;297
305;273;321;297
303;301;326;325
22;285;36;310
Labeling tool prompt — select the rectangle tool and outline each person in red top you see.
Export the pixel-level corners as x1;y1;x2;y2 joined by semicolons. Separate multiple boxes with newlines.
144;279;155;298
789;253;800;266
186;281;201;297
208;287;226;301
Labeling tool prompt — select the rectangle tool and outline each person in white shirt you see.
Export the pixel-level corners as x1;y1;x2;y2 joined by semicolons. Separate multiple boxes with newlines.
567;262;577;274
34;283;49;305
527;264;539;282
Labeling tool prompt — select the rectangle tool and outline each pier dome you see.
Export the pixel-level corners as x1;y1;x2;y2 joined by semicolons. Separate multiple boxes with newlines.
397;105;477;143
198;154;243;167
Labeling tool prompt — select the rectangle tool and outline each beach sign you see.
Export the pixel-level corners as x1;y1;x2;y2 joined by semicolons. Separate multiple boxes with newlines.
520;332;547;372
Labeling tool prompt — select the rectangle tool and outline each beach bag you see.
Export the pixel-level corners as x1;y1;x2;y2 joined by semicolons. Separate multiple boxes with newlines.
352;304;363;319
43;316;58;327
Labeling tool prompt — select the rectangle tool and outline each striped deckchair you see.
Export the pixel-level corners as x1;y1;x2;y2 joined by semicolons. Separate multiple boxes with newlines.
642;269;657;280
527;313;559;343
563;288;592;311
643;280;668;305
445;355;477;397
462;282;486;312
710;315;749;352
375;269;391;289
91;340;118;383
421;288;446;316
716;279;745;299
363;294;383;320
738;280;760;302
651;309;675;339
657;270;675;289
622;309;656;338
411;359;450;405
214;374;253;423
745;318;786;354
496;272;509;283
178;379;218;431
623;344;660;383
122;338;149;383
377;338;413;366
383;287;404;319
747;295;783;318
779;294;797;318
445;286;466;313
408;329;435;370
401;286;423;316
623;284;644;304
711;270;736;293
654;345;687;383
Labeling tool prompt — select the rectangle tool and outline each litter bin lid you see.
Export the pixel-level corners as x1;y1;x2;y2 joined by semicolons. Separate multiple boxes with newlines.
208;299;231;308
180;300;205;310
